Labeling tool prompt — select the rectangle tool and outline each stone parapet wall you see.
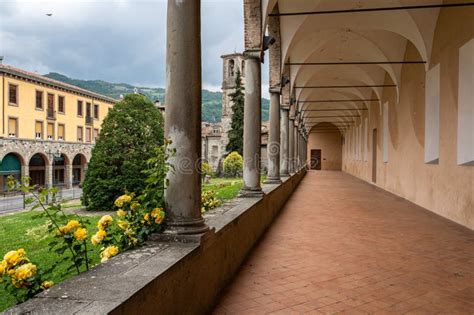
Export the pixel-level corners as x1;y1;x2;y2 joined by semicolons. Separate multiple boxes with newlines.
6;170;306;314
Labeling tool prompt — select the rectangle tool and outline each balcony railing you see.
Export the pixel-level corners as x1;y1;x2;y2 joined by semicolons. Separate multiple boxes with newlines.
47;110;56;120
85;116;93;125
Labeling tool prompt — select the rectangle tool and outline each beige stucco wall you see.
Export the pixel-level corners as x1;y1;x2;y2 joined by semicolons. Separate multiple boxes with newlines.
307;129;342;170
342;8;474;230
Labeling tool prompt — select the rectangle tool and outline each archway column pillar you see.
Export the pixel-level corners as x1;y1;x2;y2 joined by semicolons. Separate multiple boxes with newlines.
164;0;208;235
45;163;53;188
265;87;281;184
21;165;29;184
65;164;73;189
280;108;289;177
288;118;295;174
240;50;264;197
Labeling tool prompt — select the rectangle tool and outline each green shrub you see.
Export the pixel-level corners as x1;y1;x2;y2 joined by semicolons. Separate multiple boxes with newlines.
201;161;214;181
223;151;243;177
81;94;164;211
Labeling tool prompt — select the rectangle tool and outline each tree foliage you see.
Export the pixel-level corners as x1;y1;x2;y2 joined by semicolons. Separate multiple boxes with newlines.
226;70;245;155
82;94;164;211
223;151;243;177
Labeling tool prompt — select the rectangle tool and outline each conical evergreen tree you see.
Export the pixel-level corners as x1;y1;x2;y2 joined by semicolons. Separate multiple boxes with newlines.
226;69;245;155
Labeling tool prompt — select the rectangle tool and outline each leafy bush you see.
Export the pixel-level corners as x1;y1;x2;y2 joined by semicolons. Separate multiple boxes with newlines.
223;151;243;177
82;94;164;211
1;142;172;307
201;162;213;182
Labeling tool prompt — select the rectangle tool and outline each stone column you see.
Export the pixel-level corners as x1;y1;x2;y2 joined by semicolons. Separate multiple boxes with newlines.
21;165;29;184
288;118;294;174
164;0;208;235
294;125;299;170
65;164;73;189
45;164;53;188
265;88;281;184
240;51;264;197
280;108;289;177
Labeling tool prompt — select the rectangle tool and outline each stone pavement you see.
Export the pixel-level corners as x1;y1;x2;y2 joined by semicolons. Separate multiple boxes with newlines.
213;171;474;314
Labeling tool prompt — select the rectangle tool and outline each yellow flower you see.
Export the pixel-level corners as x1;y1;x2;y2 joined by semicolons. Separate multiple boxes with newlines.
4;249;25;267
116;209;127;218
100;246;119;262
0;260;6;275
151;208;161;218
114;194;132;208
41;280;54;289
97;215;113;230
74;228;88;241
130;202;140;211
118;220;129;231
14;263;37;281
144;213;150;222
91;229;107;246
65;220;80;233
154;210;165;224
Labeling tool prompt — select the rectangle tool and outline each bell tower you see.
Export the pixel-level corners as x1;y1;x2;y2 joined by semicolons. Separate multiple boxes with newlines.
220;53;245;156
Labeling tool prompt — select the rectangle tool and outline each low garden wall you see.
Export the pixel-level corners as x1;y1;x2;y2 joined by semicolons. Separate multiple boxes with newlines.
5;169;306;314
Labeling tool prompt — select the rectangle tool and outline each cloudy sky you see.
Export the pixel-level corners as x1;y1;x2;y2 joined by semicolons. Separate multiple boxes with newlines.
0;0;269;95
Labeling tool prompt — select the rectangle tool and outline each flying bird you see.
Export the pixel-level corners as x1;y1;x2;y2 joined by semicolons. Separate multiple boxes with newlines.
46;13;53;16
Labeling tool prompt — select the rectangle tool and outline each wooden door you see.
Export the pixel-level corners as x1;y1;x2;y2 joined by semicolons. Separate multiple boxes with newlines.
310;149;322;170
372;129;377;183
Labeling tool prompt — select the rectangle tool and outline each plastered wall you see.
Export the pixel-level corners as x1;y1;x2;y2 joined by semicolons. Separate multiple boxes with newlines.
342;8;474;230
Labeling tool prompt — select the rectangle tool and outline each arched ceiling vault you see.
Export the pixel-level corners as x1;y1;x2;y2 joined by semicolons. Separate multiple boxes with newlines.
262;0;442;131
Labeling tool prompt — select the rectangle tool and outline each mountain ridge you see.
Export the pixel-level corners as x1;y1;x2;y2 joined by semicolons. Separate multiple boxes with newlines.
44;72;269;123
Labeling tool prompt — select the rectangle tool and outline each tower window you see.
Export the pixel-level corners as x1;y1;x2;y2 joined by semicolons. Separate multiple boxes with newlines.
229;60;235;77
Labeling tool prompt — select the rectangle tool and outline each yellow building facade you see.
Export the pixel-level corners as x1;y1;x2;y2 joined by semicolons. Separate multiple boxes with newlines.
0;64;116;192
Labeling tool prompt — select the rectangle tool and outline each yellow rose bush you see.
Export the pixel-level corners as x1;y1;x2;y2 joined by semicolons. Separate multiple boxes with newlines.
0;248;53;303
201;190;222;213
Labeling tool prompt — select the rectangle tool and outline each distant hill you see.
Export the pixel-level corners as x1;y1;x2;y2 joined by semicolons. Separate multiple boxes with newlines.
44;72;269;123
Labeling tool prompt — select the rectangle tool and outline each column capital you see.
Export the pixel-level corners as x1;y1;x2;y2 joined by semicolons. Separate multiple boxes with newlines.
243;49;261;60
269;85;281;94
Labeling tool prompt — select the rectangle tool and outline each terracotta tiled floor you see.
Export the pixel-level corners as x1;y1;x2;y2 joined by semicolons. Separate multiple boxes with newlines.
213;171;474;314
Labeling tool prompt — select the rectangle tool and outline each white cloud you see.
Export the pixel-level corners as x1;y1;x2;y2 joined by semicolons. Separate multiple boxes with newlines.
0;0;271;99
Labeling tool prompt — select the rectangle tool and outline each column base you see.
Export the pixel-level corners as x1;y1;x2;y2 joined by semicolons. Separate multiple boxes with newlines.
264;177;282;185
280;172;290;178
163;217;209;235
239;186;265;198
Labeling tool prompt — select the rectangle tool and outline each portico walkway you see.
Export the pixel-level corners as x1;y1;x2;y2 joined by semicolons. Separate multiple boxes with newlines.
213;171;474;314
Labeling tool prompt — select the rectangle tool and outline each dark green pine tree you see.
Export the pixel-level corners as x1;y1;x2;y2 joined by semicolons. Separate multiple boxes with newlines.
226;69;245;155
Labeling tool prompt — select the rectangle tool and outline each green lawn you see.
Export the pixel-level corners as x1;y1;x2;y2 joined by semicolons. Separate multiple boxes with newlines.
202;177;243;200
0;177;245;311
0;210;102;312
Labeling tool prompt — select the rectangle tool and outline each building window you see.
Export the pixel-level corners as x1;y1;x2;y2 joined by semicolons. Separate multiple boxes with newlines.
425;64;440;164
94;128;99;141
47;93;55;118
47;123;54;140
85;127;92;143
36;91;43;110
35;121;43;139
77;126;83;142
58;96;65;114
86;103;92;117
77;100;83;116
58;124;65;141
8;118;18;137
9;84;18;105
457;38;474;165
229;60;235;77
383;102;389;163
93;104;99;119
